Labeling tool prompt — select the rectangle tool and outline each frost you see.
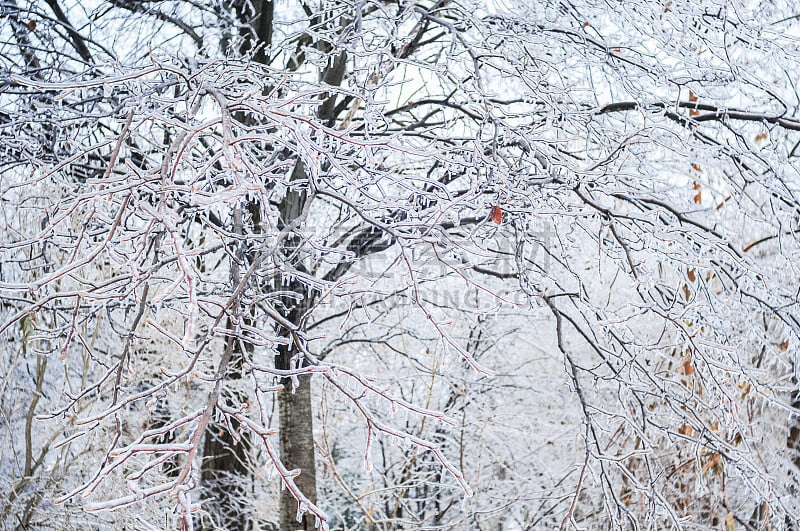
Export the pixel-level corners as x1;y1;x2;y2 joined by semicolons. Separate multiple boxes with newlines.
4;1;800;529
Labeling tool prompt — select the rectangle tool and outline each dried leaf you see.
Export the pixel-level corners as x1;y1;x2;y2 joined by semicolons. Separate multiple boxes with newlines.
779;340;789;351
693;191;702;204
754;132;768;143
682;354;695;375
490;205;503;224
687;269;696;282
690;109;700;117
678;424;693;436
682;284;691;301
739;381;751;398
692;163;701;172
26;20;36;31
583;21;590;28
702;453;722;475
692;180;701;189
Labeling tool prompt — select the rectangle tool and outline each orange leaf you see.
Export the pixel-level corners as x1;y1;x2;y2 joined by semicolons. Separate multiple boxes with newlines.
692;163;701;172
687;269;696;282
490;205;503;224
611;48;622;53
693;191;702;204
690;109;700;117
682;354;695;375
702;453;722;475
692;180;701;190
689;91;698;102
679;424;693;436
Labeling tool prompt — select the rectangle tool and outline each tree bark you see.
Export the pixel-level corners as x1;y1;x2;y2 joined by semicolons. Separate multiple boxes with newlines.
277;343;318;530
199;3;274;528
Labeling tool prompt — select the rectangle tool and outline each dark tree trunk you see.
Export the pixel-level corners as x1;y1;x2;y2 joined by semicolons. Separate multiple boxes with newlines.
275;166;318;527
199;3;274;529
200;1;350;527
276;342;318;530
200;320;254;530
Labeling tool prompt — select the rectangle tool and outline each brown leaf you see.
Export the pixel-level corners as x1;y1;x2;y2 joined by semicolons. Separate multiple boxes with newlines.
739;381;751;398
678;424;693;436
583;21;590;29
779;340;789;351
702;453;722;475
682;354;695;375
754;132;768;143
692;163;701;172
693;191;702;204
490;205;503;224
692;180;701;190
687;269;696;282
682;284;691;301
26;20;36;31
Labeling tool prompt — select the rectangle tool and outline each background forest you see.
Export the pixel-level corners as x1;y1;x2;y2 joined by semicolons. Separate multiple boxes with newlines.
2;0;800;530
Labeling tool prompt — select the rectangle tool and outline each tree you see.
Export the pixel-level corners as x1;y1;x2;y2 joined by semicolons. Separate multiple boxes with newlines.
3;0;800;529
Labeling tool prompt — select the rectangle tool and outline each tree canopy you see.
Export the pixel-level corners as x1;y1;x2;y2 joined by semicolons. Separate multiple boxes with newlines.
3;1;800;529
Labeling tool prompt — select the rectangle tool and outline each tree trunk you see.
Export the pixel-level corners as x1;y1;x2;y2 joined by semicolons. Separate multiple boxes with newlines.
200;409;252;530
199;326;253;530
277;343;318;530
275;171;317;527
200;2;346;527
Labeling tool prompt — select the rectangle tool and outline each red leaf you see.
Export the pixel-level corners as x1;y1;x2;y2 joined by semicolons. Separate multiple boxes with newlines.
26;20;36;31
490;205;503;224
